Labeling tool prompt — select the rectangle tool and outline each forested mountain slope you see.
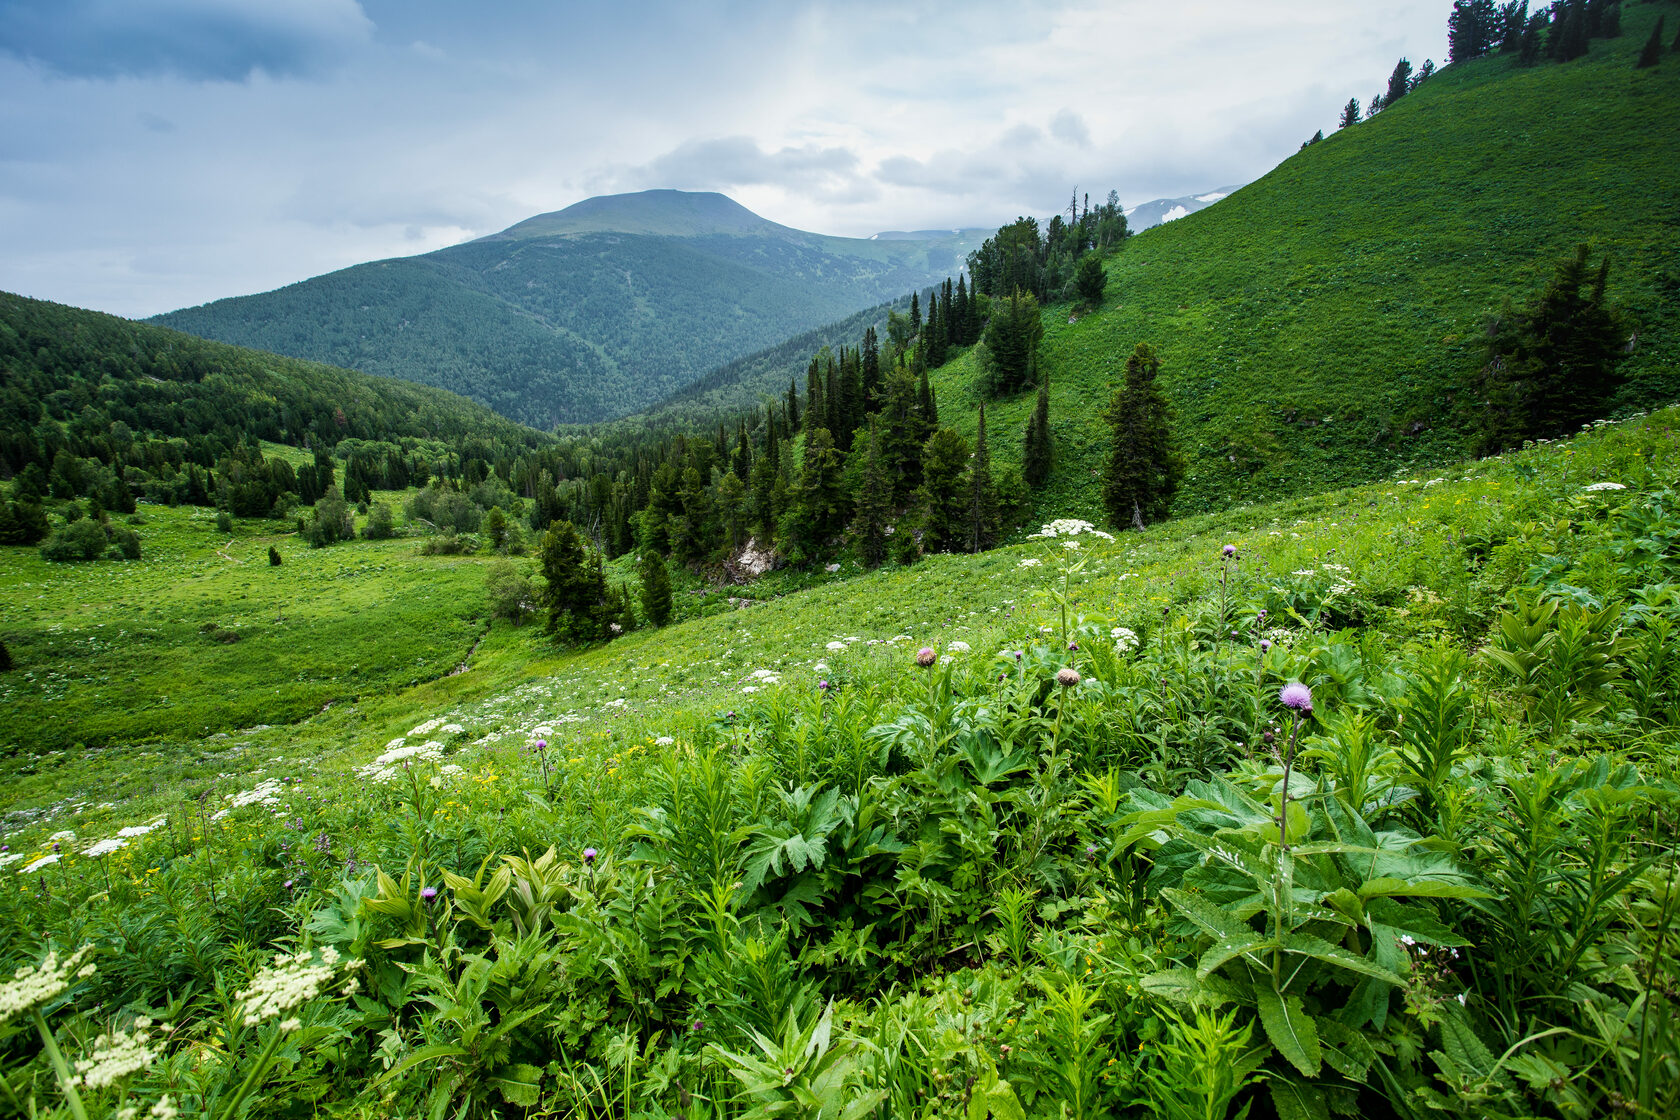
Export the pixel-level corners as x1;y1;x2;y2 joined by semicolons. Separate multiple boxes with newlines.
152;190;987;429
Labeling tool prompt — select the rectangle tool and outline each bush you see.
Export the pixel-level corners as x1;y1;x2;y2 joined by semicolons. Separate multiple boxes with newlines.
303;493;355;548
109;526;141;560
486;560;537;626
363;502;397;540
215;510;233;534
39;519;108;562
268;545;283;566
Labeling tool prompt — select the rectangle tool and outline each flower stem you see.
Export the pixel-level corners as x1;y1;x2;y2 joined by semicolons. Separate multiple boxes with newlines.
30;1007;89;1120
218;1022;287;1120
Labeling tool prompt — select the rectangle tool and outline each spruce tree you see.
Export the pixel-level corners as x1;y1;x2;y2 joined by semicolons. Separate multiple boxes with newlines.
909;291;921;340
917;428;970;554
639;549;673;627
852;419;891;568
862;327;882;409
1074;255;1106;305
1023;377;1052;488
1339;98;1361;128
540;520;607;642
1637;16;1664;67
881;367;926;502
269;544;282;566
917;362;938;429
964;405;1000;553
980;290;1044;396
1102;344;1181;531
0;637;11;673
1386;58;1414;104
1476;244;1628;449
785;427;845;561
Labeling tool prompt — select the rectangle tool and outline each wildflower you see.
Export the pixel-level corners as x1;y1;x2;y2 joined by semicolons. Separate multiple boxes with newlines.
1260;639;1272;652
1085;844;1098;860
1057;667;1081;688
655;736;675;746
0;946;97;1024
72;1025;157;1088
818;679;830;691
151;1096;178;1120
1279;682;1312;712
583;848;598;864
948;640;971;652
20;854;60;873
916;647;938;668
1222;544;1237;558
1111;627;1138;654
234;947;344;1027
826;641;846;651
1068;641;1078;652
1062;540;1081;551
1018;558;1042;568
420;887;437;902
1582;481;1625;492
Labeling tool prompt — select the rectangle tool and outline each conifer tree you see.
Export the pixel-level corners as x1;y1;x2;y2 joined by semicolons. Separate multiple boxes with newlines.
1102;344;1181;531
917;363;938;429
924;293;948;367
1367;92;1384;117
980;290;1045;396
881;367;926;502
1023;376;1052;488
540;520;607;642
1637;15;1664;67
917;428;970;554
953;275;973;345
852;419;891;568
1339;98;1361;128
1386;58;1414;104
839;348;864;448
786;378;801;431
964;405;1000;552
0;637;11;673
862;327;882;408
717;471;747;551
1075;255;1106;305
269;544;282;566
1449;0;1499;61
1475;244;1628;449
785;427;845;560
909;291;921;340
639;549;673;626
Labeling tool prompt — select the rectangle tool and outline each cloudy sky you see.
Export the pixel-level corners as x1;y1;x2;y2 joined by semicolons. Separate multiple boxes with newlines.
1;0;1449;319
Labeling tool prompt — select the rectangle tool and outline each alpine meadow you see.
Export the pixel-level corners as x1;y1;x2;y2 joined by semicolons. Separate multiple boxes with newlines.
3;3;1680;1120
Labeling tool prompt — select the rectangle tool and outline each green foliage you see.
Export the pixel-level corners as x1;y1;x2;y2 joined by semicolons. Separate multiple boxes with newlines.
38;518;109;562
1102;344;1182;531
486;559;538;627
1474;244;1631;451
539;520;609;643
917;428;971;555
979;291;1045;397
639;549;673;627
1073;255;1106;307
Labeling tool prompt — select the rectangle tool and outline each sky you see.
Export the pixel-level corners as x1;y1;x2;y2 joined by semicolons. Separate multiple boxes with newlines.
0;0;1450;319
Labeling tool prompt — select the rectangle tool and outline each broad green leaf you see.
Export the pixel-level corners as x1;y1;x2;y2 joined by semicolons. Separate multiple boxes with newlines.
1270;1078;1330;1120
1365;898;1469;947
1161;887;1258;944
1279;930;1407;986
1357;876;1492;901
1139;967;1248;1007
491;1063;543;1107
1197;931;1274;979
1315;1016;1376;1081
1256;985;1321;1077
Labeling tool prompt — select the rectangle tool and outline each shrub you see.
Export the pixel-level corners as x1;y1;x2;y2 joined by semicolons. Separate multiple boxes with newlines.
363;502;397;540
215;510;233;534
39;519;108;562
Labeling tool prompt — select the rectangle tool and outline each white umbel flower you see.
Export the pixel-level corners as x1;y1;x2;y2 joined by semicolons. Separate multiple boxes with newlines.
72;1025;157;1088
0;946;96;1024
235;947;345;1027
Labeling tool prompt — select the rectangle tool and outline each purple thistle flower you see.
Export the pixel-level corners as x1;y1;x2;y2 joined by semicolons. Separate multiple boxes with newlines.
420;887;438;902
1067;641;1078;652
1057;667;1081;688
818;679;830;691
1279;682;1313;712
1085;844;1098;860
534;739;547;751
1257;609;1267;619
1222;544;1237;558
1260;639;1272;652
583;847;598;863
916;646;938;667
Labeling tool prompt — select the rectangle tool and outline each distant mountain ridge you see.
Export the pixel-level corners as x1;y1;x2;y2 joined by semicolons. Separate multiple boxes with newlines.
1124;186;1243;231
152;191;988;429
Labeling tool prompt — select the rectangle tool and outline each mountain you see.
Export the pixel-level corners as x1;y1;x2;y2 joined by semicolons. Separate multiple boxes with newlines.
150;190;989;430
1123;186;1243;231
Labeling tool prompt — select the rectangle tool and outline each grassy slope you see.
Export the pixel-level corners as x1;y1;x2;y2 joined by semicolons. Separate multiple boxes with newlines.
925;9;1680;524
4;397;1671;832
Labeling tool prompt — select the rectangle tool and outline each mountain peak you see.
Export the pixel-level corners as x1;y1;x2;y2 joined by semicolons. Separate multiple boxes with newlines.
489;189;785;240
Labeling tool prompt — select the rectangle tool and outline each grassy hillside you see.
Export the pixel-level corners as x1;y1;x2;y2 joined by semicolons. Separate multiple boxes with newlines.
152;191;986;429
1;396;1675;1116
907;8;1680;524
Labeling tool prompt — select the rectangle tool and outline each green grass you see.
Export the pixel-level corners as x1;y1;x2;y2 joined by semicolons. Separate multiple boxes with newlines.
927;7;1680;522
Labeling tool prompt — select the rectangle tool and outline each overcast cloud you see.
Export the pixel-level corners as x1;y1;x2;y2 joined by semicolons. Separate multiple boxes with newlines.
0;0;1449;318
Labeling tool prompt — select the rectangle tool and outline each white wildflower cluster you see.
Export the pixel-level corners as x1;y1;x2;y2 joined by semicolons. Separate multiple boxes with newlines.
72;1022;157;1089
825;640;846;650
439;723;464;736
948;640;971;653
21;854;61;873
1031;519;1115;541
117;816;167;838
84;838;129;858
1583;481;1626;492
236;946;357;1028
747;668;781;685
655;736;675;746
226;780;284;810
1018;558;1042;568
1111;627;1140;654
0;853;24;869
115;1096;178;1120
409;718;445;737
354;741;444;784
0;946;96;1024
428;764;465;789
48;831;77;843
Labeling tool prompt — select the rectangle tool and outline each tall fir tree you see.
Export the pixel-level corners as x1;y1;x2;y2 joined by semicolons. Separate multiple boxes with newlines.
881;366;926;502
861;326;882;408
1339;98;1361;128
1023;376;1052;488
909;291;921;340
1386;57;1414;104
917;362;938;429
964;405;1000;553
540;519;608;642
852;418;891;568
639;549;673;627
917;428;970;554
1101;344;1182;531
785;427;846;560
1637;15;1664;67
